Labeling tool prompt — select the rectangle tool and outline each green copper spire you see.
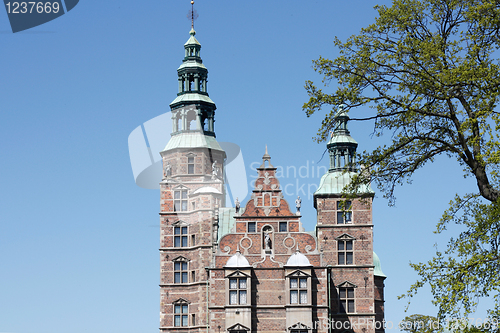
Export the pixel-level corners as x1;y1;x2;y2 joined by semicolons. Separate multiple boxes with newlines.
313;105;374;196
327;104;358;172
169;27;217;138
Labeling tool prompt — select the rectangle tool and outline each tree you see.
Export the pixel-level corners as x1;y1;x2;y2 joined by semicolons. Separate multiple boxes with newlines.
400;314;440;333
303;0;500;322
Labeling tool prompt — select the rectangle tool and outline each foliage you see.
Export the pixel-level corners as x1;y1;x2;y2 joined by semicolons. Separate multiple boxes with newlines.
303;0;500;322
400;314;440;333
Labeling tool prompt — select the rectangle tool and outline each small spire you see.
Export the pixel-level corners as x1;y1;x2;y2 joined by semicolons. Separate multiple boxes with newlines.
260;145;274;168
190;1;195;29
188;0;198;31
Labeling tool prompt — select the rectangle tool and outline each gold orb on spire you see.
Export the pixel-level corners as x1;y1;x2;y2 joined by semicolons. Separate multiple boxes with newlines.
191;1;194;4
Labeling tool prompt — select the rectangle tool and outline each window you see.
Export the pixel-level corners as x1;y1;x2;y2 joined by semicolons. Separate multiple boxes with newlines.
339;287;355;313
279;221;287;232
174;189;188;212
290;277;308;304
174;303;188;326
188;157;194;174
247;222;256;233
174;226;188;247
229;277;247;305
174;261;188;283
337;200;352;224
338;239;353;265
191;314;196;326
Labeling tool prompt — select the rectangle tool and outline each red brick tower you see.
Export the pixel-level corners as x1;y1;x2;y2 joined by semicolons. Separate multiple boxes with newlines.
313;105;386;333
159;26;226;332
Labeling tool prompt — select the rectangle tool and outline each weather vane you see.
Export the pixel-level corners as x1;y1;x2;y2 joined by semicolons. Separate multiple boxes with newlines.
187;1;199;29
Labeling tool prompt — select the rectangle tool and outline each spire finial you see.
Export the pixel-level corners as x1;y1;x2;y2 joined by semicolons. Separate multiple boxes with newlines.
191;1;194;28
260;145;274;168
188;1;198;31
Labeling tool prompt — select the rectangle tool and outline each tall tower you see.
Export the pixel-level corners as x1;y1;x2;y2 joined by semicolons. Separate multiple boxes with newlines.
313;105;386;332
159;25;226;332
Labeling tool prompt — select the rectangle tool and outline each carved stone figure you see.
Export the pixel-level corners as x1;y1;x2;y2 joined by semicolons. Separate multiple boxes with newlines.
211;160;218;179
295;196;302;212
235;197;240;214
264;232;272;250
163;161;171;178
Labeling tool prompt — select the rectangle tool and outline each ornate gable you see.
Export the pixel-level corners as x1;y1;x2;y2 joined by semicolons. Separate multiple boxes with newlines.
241;148;295;217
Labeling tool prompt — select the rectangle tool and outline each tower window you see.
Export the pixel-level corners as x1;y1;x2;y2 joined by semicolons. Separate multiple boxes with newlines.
290;277;308;304
247;222;256;233
337;200;352;224
229;277;247;305
339;287;355;313
174;261;188;283
338;240;353;265
174;303;188;326
174;189;188;211
188;157;195;174
279;221;288;232
174;226;188;247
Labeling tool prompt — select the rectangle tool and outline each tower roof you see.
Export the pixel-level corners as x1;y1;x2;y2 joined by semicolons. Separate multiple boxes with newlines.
184;28;201;46
314;105;374;196
327;104;358;152
373;251;387;278
164;25;222;152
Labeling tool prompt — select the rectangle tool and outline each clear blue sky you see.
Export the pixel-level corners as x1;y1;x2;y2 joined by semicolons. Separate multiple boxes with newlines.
0;1;489;332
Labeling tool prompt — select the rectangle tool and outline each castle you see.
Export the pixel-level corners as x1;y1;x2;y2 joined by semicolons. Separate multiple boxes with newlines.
158;25;386;333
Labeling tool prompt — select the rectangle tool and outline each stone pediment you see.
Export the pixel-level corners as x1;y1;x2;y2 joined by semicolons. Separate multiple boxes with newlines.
172;256;190;262
171;220;189;227
335;233;356;241
337;281;357;288
227;323;250;331
172;297;190;304
286;269;311;278
289;322;311;330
